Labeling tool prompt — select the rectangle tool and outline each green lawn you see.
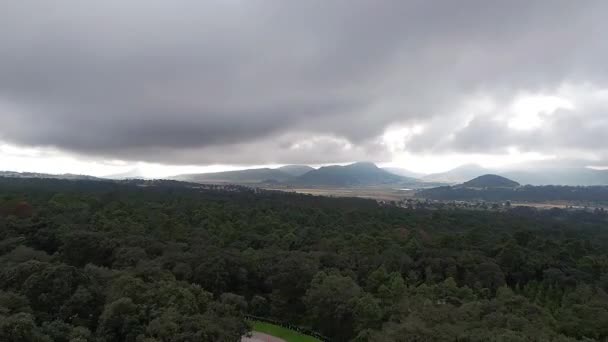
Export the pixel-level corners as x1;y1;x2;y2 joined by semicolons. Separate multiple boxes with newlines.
250;321;322;342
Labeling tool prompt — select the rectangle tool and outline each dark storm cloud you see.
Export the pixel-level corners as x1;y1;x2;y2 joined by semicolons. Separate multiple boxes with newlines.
107;133;392;166
1;0;607;164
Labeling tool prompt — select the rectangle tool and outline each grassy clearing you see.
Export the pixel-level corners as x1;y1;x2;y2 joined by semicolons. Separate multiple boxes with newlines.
250;321;322;342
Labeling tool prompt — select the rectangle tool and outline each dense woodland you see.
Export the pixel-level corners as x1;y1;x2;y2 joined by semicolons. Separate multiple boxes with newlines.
417;184;608;204
1;178;608;341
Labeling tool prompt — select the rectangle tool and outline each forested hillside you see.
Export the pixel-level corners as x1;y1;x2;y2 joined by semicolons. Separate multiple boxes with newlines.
461;174;520;188
418;184;608;203
1;178;608;341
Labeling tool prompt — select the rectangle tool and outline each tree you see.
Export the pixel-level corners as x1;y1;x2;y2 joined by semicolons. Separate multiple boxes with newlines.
96;298;143;342
0;312;51;342
304;271;362;340
60;231;116;267
249;295;269;317
23;264;84;315
353;293;383;331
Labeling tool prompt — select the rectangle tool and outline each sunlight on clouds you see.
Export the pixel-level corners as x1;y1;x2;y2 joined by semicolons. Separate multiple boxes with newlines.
0;141;282;178
289;136;354;151
382;125;424;153
0;144;129;176
508;95;574;130
0;143;45;158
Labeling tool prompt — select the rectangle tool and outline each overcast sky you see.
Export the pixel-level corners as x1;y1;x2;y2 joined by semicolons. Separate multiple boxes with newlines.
1;0;607;177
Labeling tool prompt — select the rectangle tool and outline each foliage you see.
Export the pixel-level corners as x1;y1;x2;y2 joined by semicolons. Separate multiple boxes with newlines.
1;177;608;341
418;183;608;203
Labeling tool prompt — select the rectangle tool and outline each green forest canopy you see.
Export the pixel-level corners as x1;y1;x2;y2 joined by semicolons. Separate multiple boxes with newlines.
0;177;607;341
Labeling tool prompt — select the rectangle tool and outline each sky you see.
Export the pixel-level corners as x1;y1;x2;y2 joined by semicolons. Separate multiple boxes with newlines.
1;1;608;178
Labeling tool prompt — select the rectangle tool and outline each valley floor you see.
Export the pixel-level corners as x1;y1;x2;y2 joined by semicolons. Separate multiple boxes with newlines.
263;186;416;201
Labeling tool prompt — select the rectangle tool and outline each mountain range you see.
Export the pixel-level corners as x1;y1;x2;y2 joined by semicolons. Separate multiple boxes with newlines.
417;174;608;202
382;167;425;179
422;164;492;183
104;168;147;180
167;162;608;187
421;164;608;186
172;168;292;184
2;162;607;188
0;171;104;181
276;165;315;177
501;168;608;186
173;162;417;187
290;162;414;187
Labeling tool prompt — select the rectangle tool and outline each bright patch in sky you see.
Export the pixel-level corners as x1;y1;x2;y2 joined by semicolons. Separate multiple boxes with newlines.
0;143;127;176
382;125;424;153
508;95;574;130
385;149;555;174
0;142;280;178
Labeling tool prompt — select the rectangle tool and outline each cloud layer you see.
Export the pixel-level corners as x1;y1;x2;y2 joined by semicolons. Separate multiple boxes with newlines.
1;1;607;165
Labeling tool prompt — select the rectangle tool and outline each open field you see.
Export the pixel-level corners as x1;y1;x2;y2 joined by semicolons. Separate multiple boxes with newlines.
510;201;608;210
264;186;417;201
267;186;608;211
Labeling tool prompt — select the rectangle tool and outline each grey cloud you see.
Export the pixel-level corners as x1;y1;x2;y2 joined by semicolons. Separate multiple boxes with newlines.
90;133;392;165
1;0;608;165
445;117;516;153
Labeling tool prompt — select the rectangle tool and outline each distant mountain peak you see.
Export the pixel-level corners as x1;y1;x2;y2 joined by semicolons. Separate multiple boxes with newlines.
383;167;425;179
104;168;146;180
172;167;293;184
0;170;102;181
291;161;410;187
277;165;314;177
422;164;492;184
461;174;520;188
348;161;380;169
